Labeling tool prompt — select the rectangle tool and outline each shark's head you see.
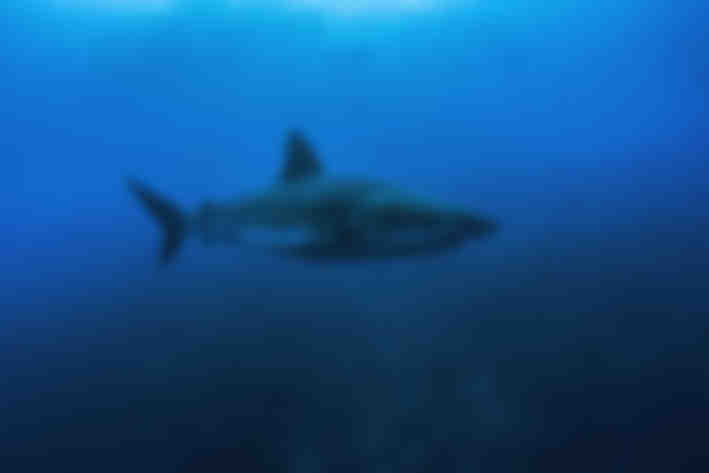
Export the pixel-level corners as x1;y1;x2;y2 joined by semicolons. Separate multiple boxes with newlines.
284;185;498;260
354;186;498;255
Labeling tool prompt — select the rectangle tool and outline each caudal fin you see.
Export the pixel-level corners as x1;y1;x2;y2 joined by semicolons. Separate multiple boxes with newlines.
126;178;186;266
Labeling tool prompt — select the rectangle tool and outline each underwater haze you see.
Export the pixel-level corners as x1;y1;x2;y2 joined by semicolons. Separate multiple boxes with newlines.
2;0;708;471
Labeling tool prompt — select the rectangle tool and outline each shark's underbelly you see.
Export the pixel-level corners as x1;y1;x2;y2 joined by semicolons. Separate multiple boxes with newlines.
238;225;320;248
275;225;468;260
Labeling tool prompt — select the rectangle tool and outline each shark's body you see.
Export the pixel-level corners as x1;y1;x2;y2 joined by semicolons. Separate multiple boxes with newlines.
128;131;497;264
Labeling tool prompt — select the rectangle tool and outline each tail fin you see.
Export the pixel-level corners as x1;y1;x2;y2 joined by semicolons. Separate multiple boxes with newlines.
126;178;187;266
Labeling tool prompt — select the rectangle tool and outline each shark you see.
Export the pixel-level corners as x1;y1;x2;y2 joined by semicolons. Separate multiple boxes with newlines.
127;130;498;265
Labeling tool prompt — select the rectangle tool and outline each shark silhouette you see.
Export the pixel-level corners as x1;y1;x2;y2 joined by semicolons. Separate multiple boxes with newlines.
127;130;497;264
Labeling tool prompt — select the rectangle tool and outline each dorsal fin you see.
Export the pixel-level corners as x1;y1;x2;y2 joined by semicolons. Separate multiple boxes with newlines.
281;130;323;182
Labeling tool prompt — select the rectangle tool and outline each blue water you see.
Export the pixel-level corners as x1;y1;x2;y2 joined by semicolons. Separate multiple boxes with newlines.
2;1;708;471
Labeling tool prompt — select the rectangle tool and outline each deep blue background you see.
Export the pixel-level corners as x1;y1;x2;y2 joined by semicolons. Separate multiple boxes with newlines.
2;1;708;471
